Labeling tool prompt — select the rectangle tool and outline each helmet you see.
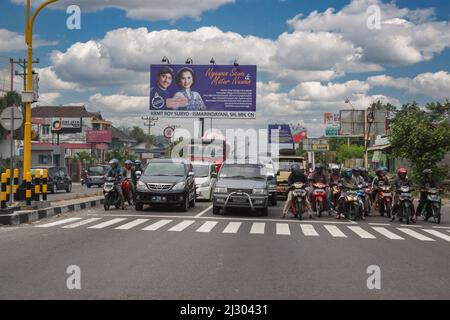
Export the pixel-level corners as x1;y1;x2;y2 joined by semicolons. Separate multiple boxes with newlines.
375;167;385;177
124;160;132;167
398;167;407;179
291;163;300;172
352;167;361;175
422;169;432;175
315;163;323;172
331;164;340;173
343;168;353;179
135;159;141;166
360;167;368;174
109;158;119;169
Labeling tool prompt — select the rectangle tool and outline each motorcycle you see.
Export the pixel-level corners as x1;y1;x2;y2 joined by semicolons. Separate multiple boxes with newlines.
312;183;328;217
358;183;372;216
121;178;134;206
343;188;364;221
377;183;392;218
103;176;125;210
290;183;308;220
396;185;414;224
420;188;441;224
135;170;142;180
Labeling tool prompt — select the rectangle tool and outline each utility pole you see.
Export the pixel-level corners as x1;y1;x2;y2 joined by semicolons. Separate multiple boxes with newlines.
141;116;158;136
364;104;375;169
11;58;39;91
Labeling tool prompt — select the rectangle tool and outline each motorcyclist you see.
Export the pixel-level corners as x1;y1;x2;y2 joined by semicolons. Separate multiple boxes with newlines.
281;164;312;219
134;159;143;180
308;163;328;204
353;167;365;185
416;169;439;221
391;167;414;222
372;167;390;210
360;167;371;183
107;158;125;204
122;160;137;201
336;168;358;219
327;164;341;214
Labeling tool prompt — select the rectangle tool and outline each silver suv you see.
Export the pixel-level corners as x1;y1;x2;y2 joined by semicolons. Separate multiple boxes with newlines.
212;161;271;216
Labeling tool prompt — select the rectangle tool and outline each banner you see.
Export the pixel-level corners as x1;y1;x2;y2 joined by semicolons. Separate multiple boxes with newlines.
150;64;257;119
324;112;340;137
51;117;82;134
289;123;307;143
268;124;294;144
86;129;112;143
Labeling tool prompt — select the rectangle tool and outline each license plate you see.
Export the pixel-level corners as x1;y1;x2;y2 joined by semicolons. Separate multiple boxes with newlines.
233;197;247;203
277;187;285;192
152;196;166;201
401;193;411;197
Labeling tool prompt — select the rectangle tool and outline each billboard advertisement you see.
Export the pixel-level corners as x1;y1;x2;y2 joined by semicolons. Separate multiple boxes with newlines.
339;109;387;136
150;64;257;119
51;117;82;134
324;112;340;137
290;123;307;143
268;124;294;144
86;129;112;143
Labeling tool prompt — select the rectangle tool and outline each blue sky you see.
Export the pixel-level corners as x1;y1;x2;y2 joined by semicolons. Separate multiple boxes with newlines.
1;0;449;137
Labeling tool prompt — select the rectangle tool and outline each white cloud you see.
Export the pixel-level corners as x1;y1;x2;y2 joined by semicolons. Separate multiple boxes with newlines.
88;93;149;116
11;0;234;21
36;67;82;92
0;28;57;52
36;92;62;105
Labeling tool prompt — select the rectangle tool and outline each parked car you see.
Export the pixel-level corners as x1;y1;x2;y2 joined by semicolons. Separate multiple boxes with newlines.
30;166;72;193
135;158;196;211
192;161;218;201
84;164;111;188
212;160;271;216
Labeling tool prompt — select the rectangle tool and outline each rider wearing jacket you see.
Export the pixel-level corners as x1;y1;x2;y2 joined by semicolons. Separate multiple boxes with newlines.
327;165;341;213
416;169;438;218
391;168;414;222
107;158;125;203
122;160;137;200
336;168;357;219
372;167;390;209
281;164;312;219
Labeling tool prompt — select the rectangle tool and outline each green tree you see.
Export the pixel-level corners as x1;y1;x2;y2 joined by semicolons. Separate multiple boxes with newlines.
335;144;364;164
70;151;96;165
129;126;147;143
328;137;347;151
165;137;184;158
389;101;450;182
106;148;135;164
0;91;22;139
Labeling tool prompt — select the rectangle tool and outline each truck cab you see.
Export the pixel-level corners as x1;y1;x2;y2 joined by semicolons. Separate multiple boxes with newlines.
272;150;307;199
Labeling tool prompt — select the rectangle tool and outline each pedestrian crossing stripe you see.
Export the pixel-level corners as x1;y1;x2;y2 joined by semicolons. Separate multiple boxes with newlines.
34;217;450;243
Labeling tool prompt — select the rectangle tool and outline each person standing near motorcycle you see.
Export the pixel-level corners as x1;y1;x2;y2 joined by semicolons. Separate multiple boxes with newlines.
336;168;357;219
416;169;438;221
107;158;125;204
123;160;137;201
391;168;414;222
281;164;312;219
327;164;341;215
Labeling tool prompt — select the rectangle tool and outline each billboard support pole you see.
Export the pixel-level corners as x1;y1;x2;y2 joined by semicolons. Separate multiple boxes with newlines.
200;118;204;138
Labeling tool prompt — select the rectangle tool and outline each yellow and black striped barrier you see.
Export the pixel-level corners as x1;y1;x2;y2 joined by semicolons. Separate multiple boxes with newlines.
1;173;7;209
25;172;32;206
13;168;19;196
42;169;48;201
5;169;11;203
34;169;41;202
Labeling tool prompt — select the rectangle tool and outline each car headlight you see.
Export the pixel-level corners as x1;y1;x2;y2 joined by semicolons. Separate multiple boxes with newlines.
136;181;148;191
214;187;227;194
172;181;186;190
200;181;210;188
253;188;267;195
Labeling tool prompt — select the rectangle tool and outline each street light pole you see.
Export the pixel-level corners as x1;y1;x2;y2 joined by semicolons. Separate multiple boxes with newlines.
23;0;58;176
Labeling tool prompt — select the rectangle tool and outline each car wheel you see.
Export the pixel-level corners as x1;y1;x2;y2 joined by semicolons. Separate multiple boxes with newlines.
86;184;91;188
180;193;189;212
66;182;72;193
213;206;221;215
50;183;56;194
104;203;110;211
135;203;144;211
270;194;277;206
190;191;196;207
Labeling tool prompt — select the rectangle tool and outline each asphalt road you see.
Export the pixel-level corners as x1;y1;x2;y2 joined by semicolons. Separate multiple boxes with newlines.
0;200;449;299
47;183;102;202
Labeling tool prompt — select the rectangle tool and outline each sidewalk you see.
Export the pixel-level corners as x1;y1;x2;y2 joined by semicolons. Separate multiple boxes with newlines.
0;194;104;226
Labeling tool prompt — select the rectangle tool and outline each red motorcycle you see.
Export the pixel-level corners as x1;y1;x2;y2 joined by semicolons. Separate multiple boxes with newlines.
289;183;308;220
121;178;133;206
312;183;328;217
377;183;392;218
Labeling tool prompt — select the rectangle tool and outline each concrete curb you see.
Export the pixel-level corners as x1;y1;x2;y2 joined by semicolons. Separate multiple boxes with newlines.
0;196;104;226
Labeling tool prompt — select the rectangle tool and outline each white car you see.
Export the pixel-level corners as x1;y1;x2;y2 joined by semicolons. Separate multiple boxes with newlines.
192;162;218;201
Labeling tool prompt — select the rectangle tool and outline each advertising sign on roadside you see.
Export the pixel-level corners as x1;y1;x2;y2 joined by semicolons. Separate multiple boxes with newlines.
150;64;257;119
51;117;82;134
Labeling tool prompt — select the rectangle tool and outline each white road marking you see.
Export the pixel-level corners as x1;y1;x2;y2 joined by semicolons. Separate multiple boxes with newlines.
115;219;149;230
222;222;242;234
371;227;404;240
400;224;423;228
168;220;195;232
276;223;291;235
36;217;82;228
300;224;319;236
194;205;213;218
62;218;102;229
88;218;127;229
432;226;450;230
196;221;218;233
421;229;450;242
324;225;347;238
142;219;173;231
250;222;265;234
347;226;376;239
397;228;435;241
368;223;391;226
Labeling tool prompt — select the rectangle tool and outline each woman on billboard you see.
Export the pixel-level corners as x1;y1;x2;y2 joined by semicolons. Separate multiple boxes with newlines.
170;67;206;110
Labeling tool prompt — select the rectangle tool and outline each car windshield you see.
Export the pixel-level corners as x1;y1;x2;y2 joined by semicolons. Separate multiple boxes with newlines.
144;162;185;176
88;166;107;175
219;164;265;179
193;165;209;177
276;160;303;171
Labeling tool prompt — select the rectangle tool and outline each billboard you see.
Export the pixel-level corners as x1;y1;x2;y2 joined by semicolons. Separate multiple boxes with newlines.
339;109;387;136
51;118;82;134
150;64;257;119
268;124;293;144
86;129;112;143
324;112;340;137
290;123;307;143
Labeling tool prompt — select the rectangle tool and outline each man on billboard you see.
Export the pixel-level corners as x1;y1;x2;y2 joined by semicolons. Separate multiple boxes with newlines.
150;66;175;109
171;67;206;110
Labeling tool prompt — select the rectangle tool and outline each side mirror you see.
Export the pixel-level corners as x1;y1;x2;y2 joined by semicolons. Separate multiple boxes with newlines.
188;172;195;177
267;175;274;181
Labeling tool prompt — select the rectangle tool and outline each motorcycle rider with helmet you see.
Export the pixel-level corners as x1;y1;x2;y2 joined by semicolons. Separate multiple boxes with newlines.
391;167;414;222
134;159;143;172
416;169;439;221
360;167;371;183
122;160;137;201
308;163;328;202
327;164;341;214
352;167;365;185
281;164;312;219
336;168;358;219
372;167;390;210
107;158;125;204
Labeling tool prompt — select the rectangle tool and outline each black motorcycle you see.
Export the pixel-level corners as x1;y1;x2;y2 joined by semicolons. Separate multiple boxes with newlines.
395;185;414;224
103;176;125;211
